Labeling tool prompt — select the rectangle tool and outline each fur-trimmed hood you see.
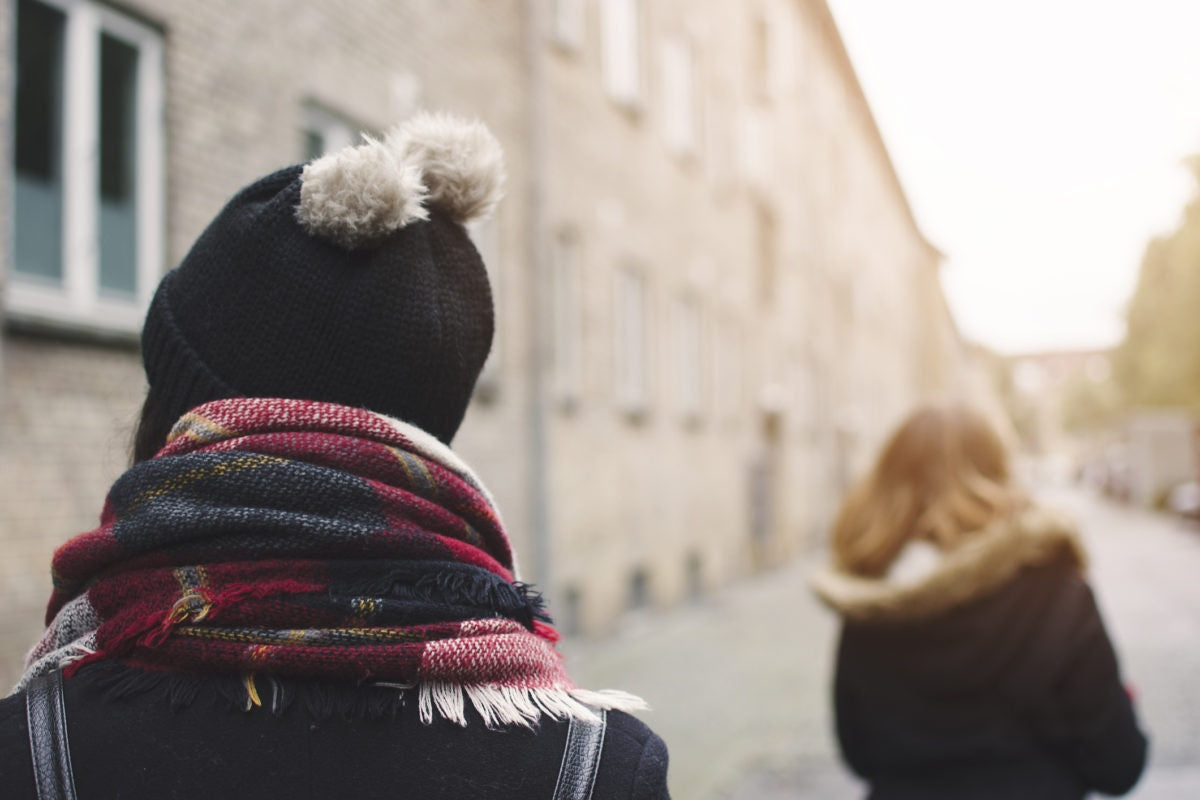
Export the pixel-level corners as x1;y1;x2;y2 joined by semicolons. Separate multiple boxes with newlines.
811;507;1087;624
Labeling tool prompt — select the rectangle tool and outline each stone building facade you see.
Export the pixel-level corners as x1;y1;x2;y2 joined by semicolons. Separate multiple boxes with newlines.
0;0;966;685
522;0;972;634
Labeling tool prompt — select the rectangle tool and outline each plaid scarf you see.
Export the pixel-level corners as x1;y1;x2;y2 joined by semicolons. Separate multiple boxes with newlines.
19;398;642;726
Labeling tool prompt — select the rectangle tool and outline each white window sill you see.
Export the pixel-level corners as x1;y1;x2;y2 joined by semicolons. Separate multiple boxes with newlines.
6;281;145;341
608;92;645;118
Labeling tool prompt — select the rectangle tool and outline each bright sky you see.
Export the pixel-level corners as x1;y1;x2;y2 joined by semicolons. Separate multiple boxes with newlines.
826;0;1200;355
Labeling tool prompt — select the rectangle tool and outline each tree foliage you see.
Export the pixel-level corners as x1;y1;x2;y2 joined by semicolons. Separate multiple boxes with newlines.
1060;369;1120;434
1114;158;1200;409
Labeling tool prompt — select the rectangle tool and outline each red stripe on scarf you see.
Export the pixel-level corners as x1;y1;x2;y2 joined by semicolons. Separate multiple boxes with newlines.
41;399;561;694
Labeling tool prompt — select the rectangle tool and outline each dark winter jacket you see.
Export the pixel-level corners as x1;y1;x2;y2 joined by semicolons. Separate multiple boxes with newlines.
0;663;670;799
812;509;1148;799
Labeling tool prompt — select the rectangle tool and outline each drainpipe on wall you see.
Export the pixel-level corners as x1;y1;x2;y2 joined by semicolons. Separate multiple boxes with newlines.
523;0;551;592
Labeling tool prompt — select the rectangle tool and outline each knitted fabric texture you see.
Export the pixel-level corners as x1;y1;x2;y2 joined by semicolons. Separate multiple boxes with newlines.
19;398;643;726
141;112;502;446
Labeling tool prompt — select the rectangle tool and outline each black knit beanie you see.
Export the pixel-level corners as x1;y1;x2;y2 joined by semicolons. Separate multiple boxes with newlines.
141;113;505;445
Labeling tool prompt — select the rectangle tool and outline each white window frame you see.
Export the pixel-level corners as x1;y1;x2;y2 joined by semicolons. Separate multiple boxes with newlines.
388;72;422;121
737;107;769;186
797;355;819;434
613;263;649;415
600;0;641;108
469;217;503;395
772;4;797;97
302;104;362;159
8;0;164;336
753;2;791;101
713;314;744;423
660;35;698;157
552;0;586;52
550;230;582;407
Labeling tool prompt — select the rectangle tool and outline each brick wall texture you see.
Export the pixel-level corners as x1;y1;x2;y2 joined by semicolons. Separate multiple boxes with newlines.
0;0;967;687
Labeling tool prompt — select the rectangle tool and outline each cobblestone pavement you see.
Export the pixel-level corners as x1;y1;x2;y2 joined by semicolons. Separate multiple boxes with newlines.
561;539;858;798
561;482;1200;799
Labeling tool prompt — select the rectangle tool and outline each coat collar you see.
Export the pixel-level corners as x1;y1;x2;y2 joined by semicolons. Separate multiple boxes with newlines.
810;507;1087;624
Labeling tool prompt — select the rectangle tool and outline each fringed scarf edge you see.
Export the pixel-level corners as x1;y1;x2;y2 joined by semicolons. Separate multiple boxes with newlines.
16;399;650;727
14;658;647;729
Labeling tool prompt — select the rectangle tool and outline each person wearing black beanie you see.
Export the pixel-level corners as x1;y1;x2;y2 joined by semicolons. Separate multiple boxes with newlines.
136;113;500;457
1;113;671;800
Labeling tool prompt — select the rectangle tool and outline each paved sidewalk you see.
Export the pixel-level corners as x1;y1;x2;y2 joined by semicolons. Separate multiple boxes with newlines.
561;555;862;800
561;483;1200;799
1045;485;1200;799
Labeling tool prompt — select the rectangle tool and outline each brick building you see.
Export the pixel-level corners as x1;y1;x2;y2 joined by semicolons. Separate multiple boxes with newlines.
0;0;968;686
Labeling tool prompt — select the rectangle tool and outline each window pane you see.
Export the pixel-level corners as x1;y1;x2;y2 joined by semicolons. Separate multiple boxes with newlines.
468;219;502;383
98;32;139;296
304;130;325;161
661;38;696;154
552;234;581;401
601;0;639;103
302;106;361;159
14;0;66;283
628;567;650;610
615;267;647;408
676;297;702;416
553;0;585;50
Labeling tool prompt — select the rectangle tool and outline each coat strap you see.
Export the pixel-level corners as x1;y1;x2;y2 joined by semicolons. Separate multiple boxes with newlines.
25;671;79;800
552;708;608;800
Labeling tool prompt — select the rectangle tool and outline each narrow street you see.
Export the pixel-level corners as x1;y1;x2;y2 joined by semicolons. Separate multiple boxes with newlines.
561;482;1200;799
1049;483;1200;798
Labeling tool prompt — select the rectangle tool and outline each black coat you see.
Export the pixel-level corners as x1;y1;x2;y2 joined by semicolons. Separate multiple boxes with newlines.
813;510;1148;799
0;664;670;799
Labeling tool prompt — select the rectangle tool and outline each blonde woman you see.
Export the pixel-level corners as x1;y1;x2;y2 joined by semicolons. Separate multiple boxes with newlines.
812;404;1146;799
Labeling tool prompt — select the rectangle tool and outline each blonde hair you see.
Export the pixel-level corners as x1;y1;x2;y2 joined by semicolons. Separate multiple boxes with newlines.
832;404;1024;577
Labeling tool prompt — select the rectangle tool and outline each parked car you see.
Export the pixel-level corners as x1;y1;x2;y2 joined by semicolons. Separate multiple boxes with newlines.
1167;481;1200;523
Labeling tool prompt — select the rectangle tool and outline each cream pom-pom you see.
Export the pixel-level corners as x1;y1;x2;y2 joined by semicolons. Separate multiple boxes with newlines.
297;135;428;249
389;112;506;225
297;112;505;249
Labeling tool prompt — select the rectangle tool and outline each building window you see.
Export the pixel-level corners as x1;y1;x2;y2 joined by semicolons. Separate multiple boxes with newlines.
737;107;768;186
755;201;778;306
552;0;586;52
752;10;773;100
559;585;583;637
11;0;164;334
795;355;818;432
600;0;641;107
389;72;422;121
703;83;733;186
713;315;744;423
469;217;502;399
673;293;704;422
628;566;651;611
685;551;704;601
614;264;649;415
752;3;792;100
302;104;362;160
551;230;583;408
660;35;698;157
